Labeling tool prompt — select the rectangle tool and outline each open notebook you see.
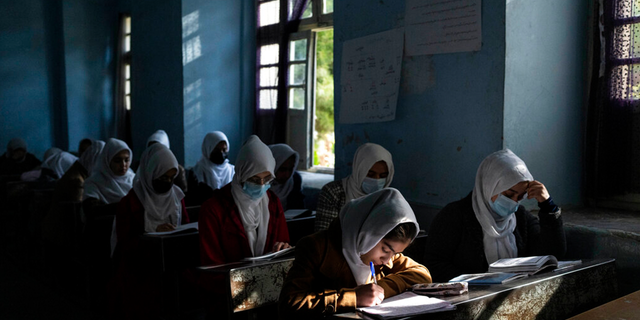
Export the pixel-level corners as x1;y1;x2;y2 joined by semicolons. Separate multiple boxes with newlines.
356;291;455;320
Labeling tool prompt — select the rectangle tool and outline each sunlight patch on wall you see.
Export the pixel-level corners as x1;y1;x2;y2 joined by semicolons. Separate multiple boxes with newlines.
182;10;199;39
184;79;202;105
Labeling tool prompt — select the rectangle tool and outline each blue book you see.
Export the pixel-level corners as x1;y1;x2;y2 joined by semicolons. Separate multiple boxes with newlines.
448;272;527;285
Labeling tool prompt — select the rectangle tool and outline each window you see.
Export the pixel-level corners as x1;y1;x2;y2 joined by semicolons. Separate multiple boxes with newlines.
609;0;640;101
115;14;133;145
122;16;132;110
256;0;334;170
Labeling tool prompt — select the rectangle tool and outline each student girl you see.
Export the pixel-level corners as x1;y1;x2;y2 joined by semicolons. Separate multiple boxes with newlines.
42;140;105;248
314;143;394;231
40;147;78;180
82;138;135;216
424;149;566;282
111;143;189;319
0;138;41;176
199;135;290;266
137;129;187;192
279;188;431;319
186;131;235;206
269;143;305;210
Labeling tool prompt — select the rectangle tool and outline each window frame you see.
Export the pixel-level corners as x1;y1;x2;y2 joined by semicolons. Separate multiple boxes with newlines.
607;0;640;104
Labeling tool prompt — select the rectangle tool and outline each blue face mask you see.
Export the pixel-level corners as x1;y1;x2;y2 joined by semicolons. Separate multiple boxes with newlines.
490;194;520;218
361;177;386;194
242;181;271;200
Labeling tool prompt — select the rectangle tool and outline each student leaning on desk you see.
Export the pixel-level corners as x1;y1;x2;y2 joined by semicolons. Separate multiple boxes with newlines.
424;149;566;283
278;188;431;319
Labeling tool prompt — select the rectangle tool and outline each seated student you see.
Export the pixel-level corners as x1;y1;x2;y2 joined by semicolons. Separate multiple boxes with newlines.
133;130;188;192
279;188;431;319
110;143;189;320
41;140;105;248
186;131;235;206
78;138;93;157
20;147;78;182
82;138;135;217
314;143;394;231
269;143;305;210
0;138;41;176
424;149;566;283
199;135;290;266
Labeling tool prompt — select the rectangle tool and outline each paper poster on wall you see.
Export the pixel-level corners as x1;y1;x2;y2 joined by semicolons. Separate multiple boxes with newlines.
405;0;482;56
339;28;404;124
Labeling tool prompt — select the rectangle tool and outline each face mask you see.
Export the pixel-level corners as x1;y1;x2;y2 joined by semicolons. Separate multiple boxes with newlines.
490;194;520;218
361;177;386;194
243;181;271;200
152;179;174;194
209;150;228;165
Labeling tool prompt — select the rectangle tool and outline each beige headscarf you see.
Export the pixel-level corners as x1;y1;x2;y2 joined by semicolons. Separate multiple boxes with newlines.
230;135;276;256
342;143;394;203
472;149;534;265
340;188;419;285
268;144;299;207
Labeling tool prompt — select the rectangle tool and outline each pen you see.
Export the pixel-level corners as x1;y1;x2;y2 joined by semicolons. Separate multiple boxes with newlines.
370;261;377;284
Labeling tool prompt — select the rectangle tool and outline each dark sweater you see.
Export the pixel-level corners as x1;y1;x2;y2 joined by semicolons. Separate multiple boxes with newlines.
424;192;566;282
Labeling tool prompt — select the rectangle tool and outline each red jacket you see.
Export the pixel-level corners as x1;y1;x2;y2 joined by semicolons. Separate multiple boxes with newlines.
198;183;290;266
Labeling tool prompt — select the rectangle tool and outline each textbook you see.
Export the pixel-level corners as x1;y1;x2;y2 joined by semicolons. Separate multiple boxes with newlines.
488;255;558;275
356;291;455;320
145;222;198;236
412;282;468;296
241;246;296;261
448;272;527;285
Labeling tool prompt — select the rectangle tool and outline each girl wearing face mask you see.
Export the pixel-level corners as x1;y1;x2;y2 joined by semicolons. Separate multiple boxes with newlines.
424;149;565;283
268;143;305;210
314;143;394;232
199;135;290;266
186;131;235;206
110;143;189;319
279;188;431;319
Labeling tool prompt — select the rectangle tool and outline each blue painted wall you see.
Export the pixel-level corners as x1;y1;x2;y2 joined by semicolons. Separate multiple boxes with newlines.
62;0;118;152
504;0;589;208
130;0;185;163
0;0;55;159
0;0;118;158
334;0;506;207
181;0;255;167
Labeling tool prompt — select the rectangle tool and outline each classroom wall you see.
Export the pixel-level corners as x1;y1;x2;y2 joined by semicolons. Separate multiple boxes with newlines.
504;0;589;208
334;0;507;208
62;0;118;152
181;0;255;167
130;0;185;163
0;0;118;159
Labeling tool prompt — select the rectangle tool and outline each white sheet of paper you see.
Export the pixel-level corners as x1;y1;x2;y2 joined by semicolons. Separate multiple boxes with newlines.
405;0;482;56
339;28;404;124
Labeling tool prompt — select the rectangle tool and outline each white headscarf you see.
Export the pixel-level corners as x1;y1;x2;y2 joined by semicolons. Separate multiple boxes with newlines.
340;188;419;285
78;140;105;175
230;135;276;257
193;131;235;190
472;149;534;265
83;138;135;204
342;143;395;203
133;143;185;233
268;144;299;207
146;130;170;148
42;148;78;179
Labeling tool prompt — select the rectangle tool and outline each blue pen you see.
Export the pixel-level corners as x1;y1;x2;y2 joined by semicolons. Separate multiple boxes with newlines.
370;261;377;284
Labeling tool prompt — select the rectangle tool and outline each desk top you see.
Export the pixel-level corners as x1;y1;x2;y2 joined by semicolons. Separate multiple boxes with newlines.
335;259;617;320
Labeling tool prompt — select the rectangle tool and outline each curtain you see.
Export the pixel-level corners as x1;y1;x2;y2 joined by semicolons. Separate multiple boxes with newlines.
587;0;640;199
255;0;311;145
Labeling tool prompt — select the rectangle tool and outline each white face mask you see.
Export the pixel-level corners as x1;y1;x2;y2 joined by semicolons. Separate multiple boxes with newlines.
490;194;520;218
361;177;386;194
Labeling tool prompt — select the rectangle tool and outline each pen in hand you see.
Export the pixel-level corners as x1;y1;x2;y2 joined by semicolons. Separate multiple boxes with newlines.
370;261;377;284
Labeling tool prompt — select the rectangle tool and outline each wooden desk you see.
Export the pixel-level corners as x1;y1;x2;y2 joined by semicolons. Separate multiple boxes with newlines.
568;289;640;319
139;230;200;273
335;259;617;320
286;215;316;246
199;257;295;317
